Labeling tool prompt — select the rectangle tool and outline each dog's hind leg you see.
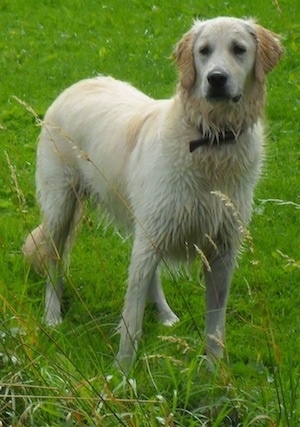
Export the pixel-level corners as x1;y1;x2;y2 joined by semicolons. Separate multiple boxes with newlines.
148;271;179;326
204;247;237;361
42;188;81;326
36;140;82;326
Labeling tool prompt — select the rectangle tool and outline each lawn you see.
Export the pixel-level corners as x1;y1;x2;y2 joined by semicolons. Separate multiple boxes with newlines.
1;0;300;425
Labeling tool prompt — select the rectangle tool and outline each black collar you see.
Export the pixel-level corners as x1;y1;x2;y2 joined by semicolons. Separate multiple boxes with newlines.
189;129;237;153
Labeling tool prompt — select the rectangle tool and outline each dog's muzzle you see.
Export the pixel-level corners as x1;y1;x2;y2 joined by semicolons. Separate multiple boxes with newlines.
206;69;241;103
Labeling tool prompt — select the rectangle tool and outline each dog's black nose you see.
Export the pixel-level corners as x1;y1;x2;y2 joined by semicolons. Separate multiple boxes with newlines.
207;70;228;88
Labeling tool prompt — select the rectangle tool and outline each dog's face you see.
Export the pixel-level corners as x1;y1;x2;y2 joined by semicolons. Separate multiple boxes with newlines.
193;18;257;103
175;17;282;103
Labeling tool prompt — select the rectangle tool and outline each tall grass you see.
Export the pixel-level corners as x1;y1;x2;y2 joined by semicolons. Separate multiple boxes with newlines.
1;0;300;425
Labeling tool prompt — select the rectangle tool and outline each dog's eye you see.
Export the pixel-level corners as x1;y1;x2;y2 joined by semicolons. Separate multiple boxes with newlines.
232;43;247;56
199;45;211;56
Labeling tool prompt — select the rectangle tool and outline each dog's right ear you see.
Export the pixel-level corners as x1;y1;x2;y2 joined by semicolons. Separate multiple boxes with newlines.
174;30;197;91
252;24;283;84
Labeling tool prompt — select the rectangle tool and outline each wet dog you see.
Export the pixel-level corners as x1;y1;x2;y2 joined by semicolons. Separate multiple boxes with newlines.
24;17;282;371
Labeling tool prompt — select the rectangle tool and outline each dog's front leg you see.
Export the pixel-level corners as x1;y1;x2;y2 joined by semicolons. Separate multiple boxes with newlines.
116;236;160;372
204;247;237;361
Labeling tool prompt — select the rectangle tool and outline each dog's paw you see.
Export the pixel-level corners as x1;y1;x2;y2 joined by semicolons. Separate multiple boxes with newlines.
115;352;136;375
45;313;62;327
158;310;179;326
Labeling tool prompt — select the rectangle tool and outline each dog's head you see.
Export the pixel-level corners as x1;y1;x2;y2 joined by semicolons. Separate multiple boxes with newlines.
174;17;282;103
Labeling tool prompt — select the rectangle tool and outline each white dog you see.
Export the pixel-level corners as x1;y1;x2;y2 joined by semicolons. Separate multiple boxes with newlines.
24;17;282;371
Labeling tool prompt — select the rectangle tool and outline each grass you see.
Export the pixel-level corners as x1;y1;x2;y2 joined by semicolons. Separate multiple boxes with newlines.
1;0;300;425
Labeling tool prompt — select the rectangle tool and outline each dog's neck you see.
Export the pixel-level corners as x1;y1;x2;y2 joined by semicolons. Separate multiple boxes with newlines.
178;89;262;153
189;128;240;153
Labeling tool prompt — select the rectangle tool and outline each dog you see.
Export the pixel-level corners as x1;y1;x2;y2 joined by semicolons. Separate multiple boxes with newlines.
23;17;282;371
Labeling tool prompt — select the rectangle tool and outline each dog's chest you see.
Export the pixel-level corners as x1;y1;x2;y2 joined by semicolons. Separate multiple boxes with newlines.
131;134;259;258
144;166;242;258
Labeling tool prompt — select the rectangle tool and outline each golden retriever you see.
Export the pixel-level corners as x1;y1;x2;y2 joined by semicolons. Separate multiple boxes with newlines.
24;17;282;371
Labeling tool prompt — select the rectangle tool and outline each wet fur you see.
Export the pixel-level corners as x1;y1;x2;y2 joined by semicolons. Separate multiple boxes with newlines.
24;17;282;371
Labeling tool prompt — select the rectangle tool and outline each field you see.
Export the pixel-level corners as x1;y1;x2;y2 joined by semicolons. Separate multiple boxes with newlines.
0;0;299;425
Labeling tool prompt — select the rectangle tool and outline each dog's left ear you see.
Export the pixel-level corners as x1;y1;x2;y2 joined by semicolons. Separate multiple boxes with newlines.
174;30;197;91
253;25;283;83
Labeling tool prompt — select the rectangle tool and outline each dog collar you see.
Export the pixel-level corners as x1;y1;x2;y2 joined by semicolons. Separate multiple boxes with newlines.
189;129;237;153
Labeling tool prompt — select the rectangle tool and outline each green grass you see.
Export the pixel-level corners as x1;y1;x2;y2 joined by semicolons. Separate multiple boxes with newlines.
1;0;300;425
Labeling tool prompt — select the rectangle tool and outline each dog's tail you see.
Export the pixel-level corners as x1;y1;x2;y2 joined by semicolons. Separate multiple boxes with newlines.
23;224;50;276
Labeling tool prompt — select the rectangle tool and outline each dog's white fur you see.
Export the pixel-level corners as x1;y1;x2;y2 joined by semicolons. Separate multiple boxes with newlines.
24;17;282;371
